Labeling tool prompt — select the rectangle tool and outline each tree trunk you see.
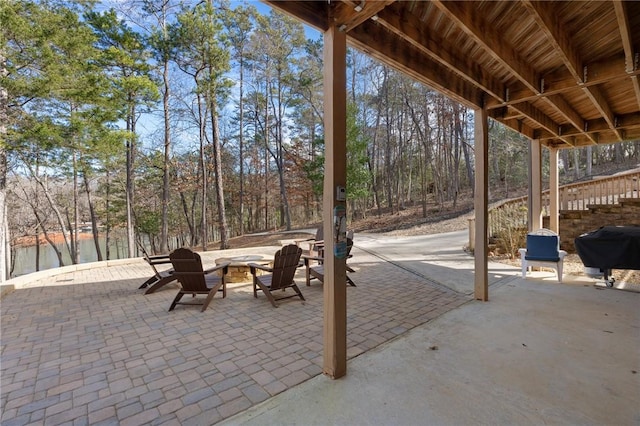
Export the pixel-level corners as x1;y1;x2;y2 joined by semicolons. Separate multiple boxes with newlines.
161;57;171;254
238;56;245;236
25;168;73;258
199;92;208;251
125;104;136;259
105;169;111;260
179;191;197;247
210;105;229;249
71;150;79;264
83;172;103;261
34;209;65;267
0;52;7;281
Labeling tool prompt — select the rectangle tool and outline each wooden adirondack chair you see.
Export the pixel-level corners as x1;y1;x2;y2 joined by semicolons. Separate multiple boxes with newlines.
137;241;177;292
168;247;229;312
248;244;305;308
303;237;356;287
295;226;326;259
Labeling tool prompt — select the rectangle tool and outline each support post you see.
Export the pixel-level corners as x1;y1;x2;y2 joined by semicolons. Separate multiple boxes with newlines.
549;148;559;233
528;139;543;231
322;24;348;379
474;108;489;301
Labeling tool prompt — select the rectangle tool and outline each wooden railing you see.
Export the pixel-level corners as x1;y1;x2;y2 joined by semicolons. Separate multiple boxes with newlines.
486;168;640;238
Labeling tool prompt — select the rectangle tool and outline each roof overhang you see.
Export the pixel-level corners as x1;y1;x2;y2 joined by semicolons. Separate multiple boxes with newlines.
265;0;640;149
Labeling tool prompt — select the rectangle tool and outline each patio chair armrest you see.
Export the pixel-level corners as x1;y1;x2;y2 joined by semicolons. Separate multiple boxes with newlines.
146;254;172;265
302;255;323;266
558;250;568;259
518;248;527;257
293;237;315;245
248;262;272;274
203;262;230;275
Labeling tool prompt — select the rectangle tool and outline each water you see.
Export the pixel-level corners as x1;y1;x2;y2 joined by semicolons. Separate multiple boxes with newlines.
11;236;129;278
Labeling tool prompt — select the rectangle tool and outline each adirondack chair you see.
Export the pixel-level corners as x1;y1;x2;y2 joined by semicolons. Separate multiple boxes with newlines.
168;247;229;312
295;226;325;260
303;237;356;287
248;244;305;308
137;241;177;292
518;228;567;283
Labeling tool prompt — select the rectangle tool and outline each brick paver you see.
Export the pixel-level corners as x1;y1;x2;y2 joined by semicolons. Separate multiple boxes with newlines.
1;247;470;425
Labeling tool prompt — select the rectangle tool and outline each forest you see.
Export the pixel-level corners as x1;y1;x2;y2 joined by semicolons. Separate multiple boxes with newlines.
2;0;639;278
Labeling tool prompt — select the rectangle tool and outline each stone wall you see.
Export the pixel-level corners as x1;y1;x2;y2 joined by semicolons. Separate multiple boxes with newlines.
553;198;640;252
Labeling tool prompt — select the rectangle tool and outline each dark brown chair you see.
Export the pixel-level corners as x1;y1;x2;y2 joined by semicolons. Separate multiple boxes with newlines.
137;241;177;293
168;247;229;312
303;237;356;287
248;244;305;308
295;226;324;259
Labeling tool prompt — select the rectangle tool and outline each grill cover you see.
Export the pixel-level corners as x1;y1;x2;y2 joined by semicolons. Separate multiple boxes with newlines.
574;226;640;269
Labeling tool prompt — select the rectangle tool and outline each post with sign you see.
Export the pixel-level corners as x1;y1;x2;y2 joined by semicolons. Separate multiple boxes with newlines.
322;24;348;379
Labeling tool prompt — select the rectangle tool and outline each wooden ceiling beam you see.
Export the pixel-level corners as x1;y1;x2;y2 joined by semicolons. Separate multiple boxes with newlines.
331;0;393;32
486;55;640;109
503;102;574;146
613;0;640;111
522;1;583;83
348;20;483;109
374;6;506;102
543;94;594;143
582;84;623;141
432;0;540;94
614;0;637;74
542;112;640;140
521;1;597;144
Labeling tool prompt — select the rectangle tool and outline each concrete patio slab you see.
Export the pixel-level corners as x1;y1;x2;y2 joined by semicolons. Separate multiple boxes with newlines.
221;276;640;425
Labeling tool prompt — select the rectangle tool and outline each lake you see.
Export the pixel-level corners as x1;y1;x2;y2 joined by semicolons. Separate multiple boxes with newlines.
11;236;130;278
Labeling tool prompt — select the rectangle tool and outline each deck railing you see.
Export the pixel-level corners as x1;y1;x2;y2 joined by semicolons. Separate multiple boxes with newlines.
485;168;640;240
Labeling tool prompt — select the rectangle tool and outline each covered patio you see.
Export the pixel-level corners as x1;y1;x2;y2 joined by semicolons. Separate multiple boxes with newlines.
264;0;640;378
2;233;638;424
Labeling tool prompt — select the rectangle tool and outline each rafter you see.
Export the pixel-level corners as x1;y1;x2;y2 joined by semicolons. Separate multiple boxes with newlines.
504;103;574;146
522;1;583;83
521;1;601;144
487;55;640;109
331;0;393;32
613;0;640;111
432;0;540;94
583;85;623;141
374;6;506;102
348;20;483;109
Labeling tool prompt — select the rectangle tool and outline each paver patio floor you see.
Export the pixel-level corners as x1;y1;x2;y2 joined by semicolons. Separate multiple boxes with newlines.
1;246;469;425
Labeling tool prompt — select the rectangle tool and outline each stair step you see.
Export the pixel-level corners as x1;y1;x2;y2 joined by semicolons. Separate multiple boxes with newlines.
586;204;622;213
620;198;640;207
560;210;586;219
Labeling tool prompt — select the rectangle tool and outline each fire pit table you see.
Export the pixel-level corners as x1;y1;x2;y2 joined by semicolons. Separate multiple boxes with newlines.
215;255;269;283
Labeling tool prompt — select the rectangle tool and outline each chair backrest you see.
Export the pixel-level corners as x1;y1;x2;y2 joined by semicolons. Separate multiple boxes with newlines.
270;244;302;291
312;226;324;252
137;240;162;277
170;248;207;291
346;237;354;258
525;229;560;262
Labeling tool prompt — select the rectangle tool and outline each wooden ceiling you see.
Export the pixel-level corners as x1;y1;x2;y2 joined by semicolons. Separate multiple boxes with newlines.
264;0;640;149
